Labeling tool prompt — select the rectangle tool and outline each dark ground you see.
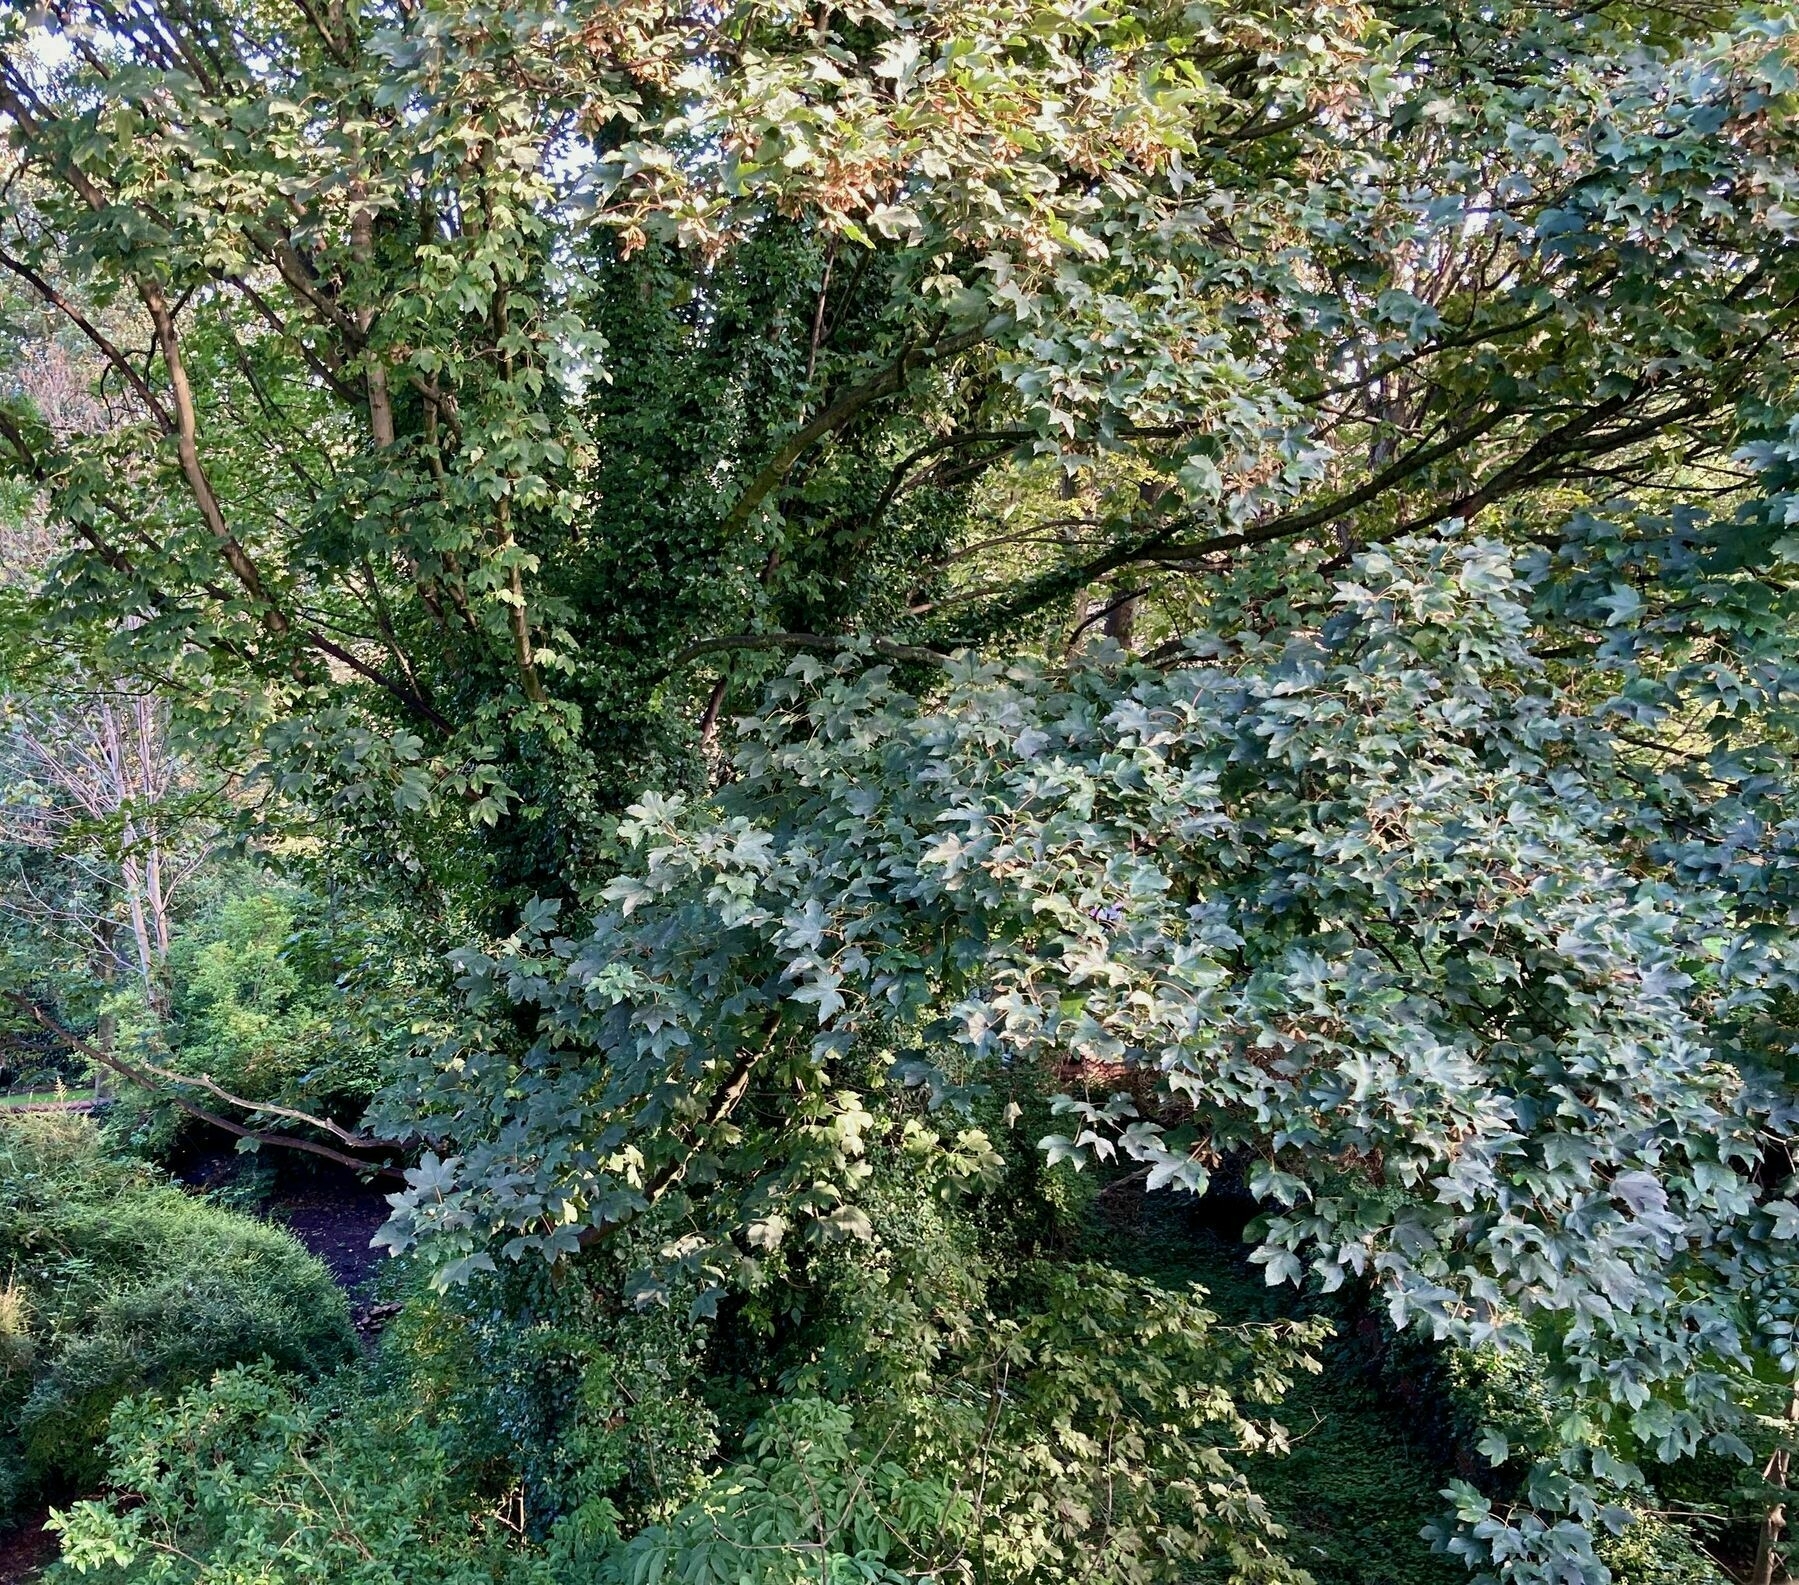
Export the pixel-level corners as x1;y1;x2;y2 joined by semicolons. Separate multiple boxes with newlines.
269;1178;392;1294
0;1521;56;1584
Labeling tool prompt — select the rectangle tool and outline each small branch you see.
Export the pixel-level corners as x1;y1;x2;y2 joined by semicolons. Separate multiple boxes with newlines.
1096;1165;1153;1200
669;631;952;672
576;1012;785;1249
136;276;288;628
285;0;353;65
229;278;362;403
856;428;1031;549
1065;585;1147;653
299;627;452;732
804;239;835;388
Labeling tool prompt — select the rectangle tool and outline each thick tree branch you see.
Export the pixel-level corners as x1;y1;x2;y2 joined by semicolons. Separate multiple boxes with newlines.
136;276;287;626
720;325;990;537
11;995;406;1179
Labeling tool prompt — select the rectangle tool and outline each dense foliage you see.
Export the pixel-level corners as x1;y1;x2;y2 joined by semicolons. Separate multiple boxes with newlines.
52;1364;543;1585
380;534;1799;1578
1;1;1798;1583
0;1113;355;1517
5;0;1797;903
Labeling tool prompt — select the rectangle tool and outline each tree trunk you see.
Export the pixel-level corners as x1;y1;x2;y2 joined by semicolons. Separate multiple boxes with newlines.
1102;590;1137;647
1752;1376;1799;1585
93;1009;115;1100
93;919;116;1100
118;845;165;1016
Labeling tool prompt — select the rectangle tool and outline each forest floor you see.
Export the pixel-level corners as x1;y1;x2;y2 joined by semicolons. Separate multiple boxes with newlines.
269;1177;391;1292
0;1518;57;1584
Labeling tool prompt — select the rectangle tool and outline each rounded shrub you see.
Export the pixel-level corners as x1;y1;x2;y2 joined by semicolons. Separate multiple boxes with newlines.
0;1112;356;1513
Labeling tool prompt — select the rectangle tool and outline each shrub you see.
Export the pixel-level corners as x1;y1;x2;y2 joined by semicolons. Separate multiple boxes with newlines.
584;1260;1323;1585
0;1113;355;1515
593;1396;959;1585
49;1364;545;1585
111;879;393;1158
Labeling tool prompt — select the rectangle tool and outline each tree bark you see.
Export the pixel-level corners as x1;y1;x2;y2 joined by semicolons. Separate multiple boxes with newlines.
1752;1376;1799;1585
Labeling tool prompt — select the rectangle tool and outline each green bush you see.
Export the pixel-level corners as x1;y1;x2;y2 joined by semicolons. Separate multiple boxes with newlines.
0;1112;356;1514
1596;1515;1730;1585
574;1255;1322;1585
165;891;334;1098
49;1364;545;1585
333;1118;1328;1585
593;1396;960;1585
105;873;408;1159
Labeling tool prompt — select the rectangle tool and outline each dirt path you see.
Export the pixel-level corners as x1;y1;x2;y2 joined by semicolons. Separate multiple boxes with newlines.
0;1100;99;1114
270;1180;392;1296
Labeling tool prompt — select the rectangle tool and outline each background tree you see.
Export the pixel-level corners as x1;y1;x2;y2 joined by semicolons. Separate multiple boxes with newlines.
0;673;214;1014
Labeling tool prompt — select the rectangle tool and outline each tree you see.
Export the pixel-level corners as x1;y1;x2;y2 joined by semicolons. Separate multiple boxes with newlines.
0;3;1790;904
5;4;1799;1583
375;532;1799;1581
0;673;214;1013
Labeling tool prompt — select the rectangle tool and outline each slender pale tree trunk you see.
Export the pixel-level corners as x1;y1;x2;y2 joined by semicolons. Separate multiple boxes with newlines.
133;694;174;962
1752;1376;1799;1585
2;662;206;1020
93;920;117;1101
118;847;161;1013
100;697;168;1014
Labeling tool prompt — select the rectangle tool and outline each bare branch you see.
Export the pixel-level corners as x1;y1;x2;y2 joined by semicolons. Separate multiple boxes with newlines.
11;994;405;1178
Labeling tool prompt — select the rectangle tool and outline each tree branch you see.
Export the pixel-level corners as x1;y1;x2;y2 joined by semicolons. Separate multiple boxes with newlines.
10;994;406;1179
719;325;990;537
0;246;175;430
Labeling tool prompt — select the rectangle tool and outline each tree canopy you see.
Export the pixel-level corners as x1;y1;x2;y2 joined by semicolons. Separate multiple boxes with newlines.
4;4;1799;1584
